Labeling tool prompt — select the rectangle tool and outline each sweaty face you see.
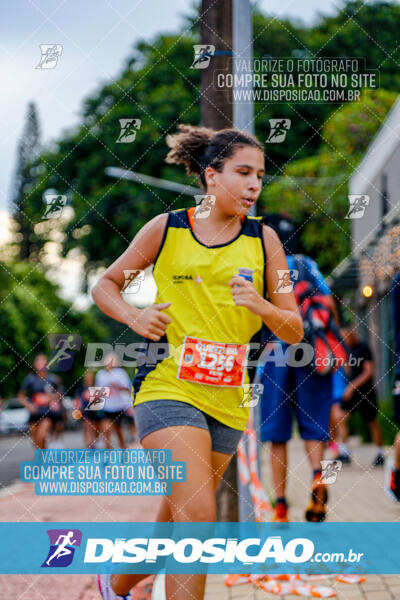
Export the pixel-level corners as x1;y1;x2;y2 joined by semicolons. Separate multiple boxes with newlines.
205;146;265;217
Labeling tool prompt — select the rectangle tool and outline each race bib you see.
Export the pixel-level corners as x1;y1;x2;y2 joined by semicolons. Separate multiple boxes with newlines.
177;336;248;387
33;392;51;406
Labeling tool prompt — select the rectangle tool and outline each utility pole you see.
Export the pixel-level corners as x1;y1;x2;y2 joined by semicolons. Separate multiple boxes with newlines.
232;0;258;522
199;0;258;523
200;0;237;522
199;0;233;129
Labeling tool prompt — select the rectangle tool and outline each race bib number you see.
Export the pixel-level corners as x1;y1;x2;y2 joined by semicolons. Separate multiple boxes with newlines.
33;392;51;406
177;336;248;387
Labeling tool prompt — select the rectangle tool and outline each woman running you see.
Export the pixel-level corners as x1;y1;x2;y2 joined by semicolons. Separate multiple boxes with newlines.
18;353;63;450
93;124;303;600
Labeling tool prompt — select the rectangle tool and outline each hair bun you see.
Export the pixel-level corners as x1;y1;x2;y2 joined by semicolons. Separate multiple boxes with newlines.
165;124;215;176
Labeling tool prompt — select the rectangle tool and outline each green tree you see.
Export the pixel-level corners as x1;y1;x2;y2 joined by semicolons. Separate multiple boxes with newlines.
260;88;397;273
0;262;110;399
26;33;201;285
10;102;41;261
16;1;400;279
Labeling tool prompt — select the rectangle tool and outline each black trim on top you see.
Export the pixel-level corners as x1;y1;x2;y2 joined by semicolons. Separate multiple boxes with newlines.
132;334;169;398
185;209;248;249
153;212;171;268
241;216;263;238
260;221;268;299
168;209;189;229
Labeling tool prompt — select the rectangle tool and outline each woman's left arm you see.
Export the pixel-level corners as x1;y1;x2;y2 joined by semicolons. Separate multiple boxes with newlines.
230;225;303;343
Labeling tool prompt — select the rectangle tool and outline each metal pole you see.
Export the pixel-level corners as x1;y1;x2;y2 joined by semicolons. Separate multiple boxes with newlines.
233;0;255;225
232;0;260;522
232;0;254;136
105;167;201;196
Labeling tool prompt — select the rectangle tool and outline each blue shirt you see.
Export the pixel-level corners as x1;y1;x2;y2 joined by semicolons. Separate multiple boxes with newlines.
286;254;331;296
262;254;331;347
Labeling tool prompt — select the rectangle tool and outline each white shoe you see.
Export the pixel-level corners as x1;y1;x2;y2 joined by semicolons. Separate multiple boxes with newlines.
96;573;130;600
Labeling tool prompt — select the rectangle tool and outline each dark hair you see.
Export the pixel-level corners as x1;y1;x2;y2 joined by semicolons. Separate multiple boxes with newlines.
261;213;298;255
165;124;264;189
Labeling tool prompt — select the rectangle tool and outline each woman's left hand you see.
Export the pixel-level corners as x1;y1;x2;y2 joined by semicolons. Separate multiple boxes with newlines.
229;275;264;315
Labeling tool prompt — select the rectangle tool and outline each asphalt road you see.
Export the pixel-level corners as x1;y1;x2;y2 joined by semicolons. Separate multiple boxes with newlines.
0;429;84;488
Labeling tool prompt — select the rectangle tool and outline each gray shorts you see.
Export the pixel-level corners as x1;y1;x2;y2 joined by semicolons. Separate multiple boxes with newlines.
133;399;243;455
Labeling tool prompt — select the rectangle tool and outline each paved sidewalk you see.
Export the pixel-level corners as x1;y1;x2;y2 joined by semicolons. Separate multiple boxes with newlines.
202;437;400;600
0;437;400;599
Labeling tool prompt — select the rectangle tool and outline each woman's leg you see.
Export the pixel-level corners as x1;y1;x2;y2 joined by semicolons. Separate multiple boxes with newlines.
304;439;324;471
32;417;52;449
329;403;343;443
92;420;103;448
99;418;113;449
113;422;126;449
111;492;173;594
369;417;383;447
270;442;287;498
112;428;234;599
82;419;91;448
84;418;98;449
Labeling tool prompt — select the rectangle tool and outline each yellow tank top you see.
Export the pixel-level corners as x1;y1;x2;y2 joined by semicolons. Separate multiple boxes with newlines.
133;207;266;431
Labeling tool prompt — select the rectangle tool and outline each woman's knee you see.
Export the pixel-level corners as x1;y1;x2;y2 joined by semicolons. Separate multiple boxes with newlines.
172;495;217;522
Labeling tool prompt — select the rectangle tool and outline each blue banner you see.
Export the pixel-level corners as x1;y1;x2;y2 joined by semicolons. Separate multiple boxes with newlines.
20;449;186;496
0;522;399;574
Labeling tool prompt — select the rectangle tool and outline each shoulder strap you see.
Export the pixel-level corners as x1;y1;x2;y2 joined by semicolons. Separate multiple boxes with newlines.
187;207;244;231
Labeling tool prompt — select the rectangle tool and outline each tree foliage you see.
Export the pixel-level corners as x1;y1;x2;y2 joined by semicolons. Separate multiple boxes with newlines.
261;88;397;273
10;102;41;261
0;263;109;398
10;0;400;280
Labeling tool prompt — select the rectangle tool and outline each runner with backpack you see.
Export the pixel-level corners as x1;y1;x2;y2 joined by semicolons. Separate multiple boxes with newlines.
260;216;347;523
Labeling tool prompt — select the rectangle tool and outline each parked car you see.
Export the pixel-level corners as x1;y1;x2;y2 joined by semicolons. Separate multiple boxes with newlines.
0;398;29;435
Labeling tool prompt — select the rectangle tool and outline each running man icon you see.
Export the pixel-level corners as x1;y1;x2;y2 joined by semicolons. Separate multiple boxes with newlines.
190;44;215;69
43;194;67;219
42;529;82;568
266;119;291;143
87;386;109;410
116;119;141;143
345;195;370;219
46;531;77;566
35;44;63;69
47;334;82;372
274;269;298;294
320;459;343;484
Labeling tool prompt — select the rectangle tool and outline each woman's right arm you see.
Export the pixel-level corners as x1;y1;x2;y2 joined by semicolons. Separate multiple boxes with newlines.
92;213;172;341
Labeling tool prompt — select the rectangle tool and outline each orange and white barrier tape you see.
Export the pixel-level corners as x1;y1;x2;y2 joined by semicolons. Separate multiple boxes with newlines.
237;409;271;521
224;573;365;597
254;578;336;597
234;409;366;597
335;574;365;584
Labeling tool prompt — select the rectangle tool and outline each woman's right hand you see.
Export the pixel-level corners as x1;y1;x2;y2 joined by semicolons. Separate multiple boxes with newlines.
126;302;172;341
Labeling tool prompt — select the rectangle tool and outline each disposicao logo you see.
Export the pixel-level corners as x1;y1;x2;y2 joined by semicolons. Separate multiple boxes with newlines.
42;529;82;567
83;536;314;564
